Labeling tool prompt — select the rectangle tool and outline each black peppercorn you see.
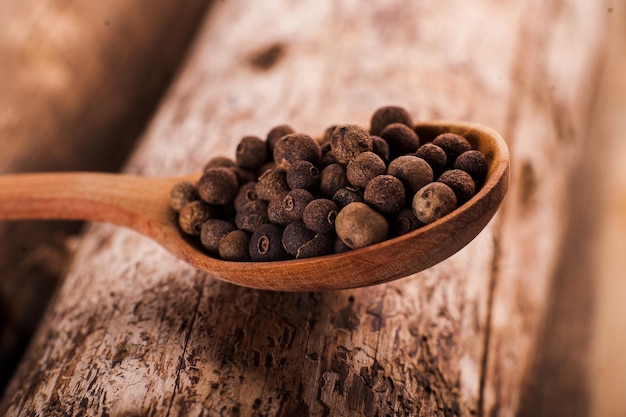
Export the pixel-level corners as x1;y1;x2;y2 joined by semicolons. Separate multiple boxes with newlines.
256;169;289;201
178;200;216;235
200;219;236;253
302;198;339;234
335;202;389;249
282;220;316;257
363;175;406;216
219;230;251;261
266;124;295;153
380;123;421;157
235;200;269;232
387;155;433;196
249;223;288;261
234;182;259;212
332;186;363;209
330;125;373;164
415;143;447;175
392;208;424;236
286;160;321;191
437;169;476;204
370;105;413;136
346;151;386;188
283;188;314;221
320;163;349;198
197;167;239;205
273;133;322;171
170;181;198;212
454;150;488;181
412;182;457;224
236;135;268;170
432;133;472;165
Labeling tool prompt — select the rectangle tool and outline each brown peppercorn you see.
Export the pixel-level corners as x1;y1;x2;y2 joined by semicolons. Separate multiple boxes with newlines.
256;169;289;201
320;163;349;198
273;133;322;171
267;197;291;226
363;175;406;216
236;135;268;170
286;160;321;191
266;124;295;153
346;151;386;188
432;133;472;165
197;167;239;205
203;156;236;172
370;105;413;136
234;182;259;212
282;220;316;257
332;186;363;209
283;188;314;221
200;219;236;253
371;135;390;162
219;230;251;261
437;169;476;204
296;233;334;259
454;150;488;181
231;167;257;186
235;200;269;232
169;181;198;212
302;198;339;234
335;202;389;249
249;223;288;261
334;236;352;253
412;182;457;224
387;155;434;196
392;208;424;236
330;124;373;164
380;123;421;157
415;143;447;175
178;200;216;235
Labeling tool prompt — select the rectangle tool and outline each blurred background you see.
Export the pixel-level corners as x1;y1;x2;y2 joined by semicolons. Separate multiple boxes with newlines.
0;1;625;416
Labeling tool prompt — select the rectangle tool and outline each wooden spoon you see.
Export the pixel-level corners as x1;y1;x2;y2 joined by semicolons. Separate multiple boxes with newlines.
0;121;509;291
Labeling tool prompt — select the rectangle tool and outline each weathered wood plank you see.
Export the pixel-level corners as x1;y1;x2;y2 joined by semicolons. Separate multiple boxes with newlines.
0;1;609;416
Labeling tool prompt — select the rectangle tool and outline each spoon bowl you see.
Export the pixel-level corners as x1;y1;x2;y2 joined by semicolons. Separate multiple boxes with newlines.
0;121;509;291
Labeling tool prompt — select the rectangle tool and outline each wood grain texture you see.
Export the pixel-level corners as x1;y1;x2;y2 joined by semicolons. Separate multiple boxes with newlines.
0;1;609;416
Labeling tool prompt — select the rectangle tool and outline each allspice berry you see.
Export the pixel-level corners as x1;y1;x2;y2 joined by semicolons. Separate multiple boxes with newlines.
437;169;476;204
432;133;472;164
387;155;433;196
256;169;289;201
371;135;390;162
320;163;349;198
234;182;259;212
249;223;288;261
201;219;236;253
178;200;216;235
235;200;269;233
267;197;291;226
392;208;424;236
302;198;339;234
380;123;421;156
454;150;488;181
170;181;198;212
197;167;239;205
412;182;457;224
203;156;236;172
415;143;447;175
296;233;334;259
370;106;413;136
273;133;322;171
283;188;314;221
282;220;316;257
219;230;251;261
330;125;373;164
363;175;406;215
266;124;295;153
335;202;388;249
332;186;363;209
236;135;267;170
346;151;386;188
286;160;320;191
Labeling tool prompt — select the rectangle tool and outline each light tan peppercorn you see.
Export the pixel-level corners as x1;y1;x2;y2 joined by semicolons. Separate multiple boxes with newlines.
335;202;389;249
219;230;251;261
387;155;433;196
437;169;476;204
178;200;216;235
412;182;457;224
273;133;322;171
346;151;386;188
197;167;239;205
369;106;413;136
200;219;236;253
330;125;373;164
363;175;406;216
169;181;198;212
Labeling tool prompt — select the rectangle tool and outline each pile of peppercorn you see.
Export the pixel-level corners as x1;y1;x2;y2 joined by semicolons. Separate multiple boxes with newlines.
170;106;488;261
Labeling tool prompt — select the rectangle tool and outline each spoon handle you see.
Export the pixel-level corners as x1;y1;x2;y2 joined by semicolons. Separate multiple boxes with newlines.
0;172;180;227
